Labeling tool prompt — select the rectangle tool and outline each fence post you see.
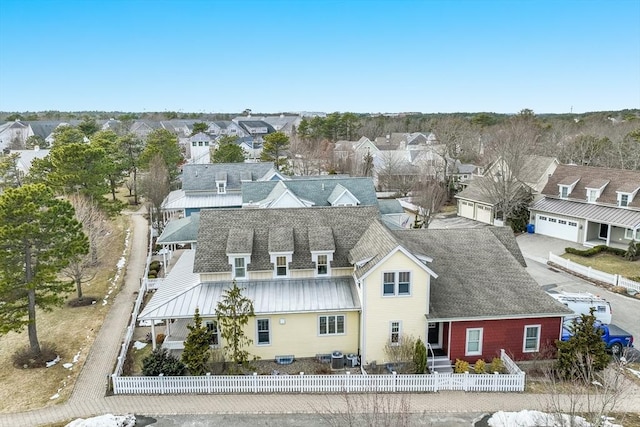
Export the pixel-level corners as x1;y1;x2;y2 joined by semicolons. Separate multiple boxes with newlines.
159;373;165;395
346;371;351;393
493;371;498;392
392;371;397;393
464;371;469;392
300;372;305;393
206;372;211;394
614;273;619;286
434;371;439;392
253;372;258;394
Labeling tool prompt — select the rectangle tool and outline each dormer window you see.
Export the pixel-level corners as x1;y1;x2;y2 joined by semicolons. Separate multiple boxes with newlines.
317;255;328;275
559;186;569;199
234;258;246;278
311;251;334;277
217;182;226;194
587;189;598;203
276;256;287;276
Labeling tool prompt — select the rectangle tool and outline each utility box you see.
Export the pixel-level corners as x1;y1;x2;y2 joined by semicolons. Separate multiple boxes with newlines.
346;354;359;368
331;351;344;370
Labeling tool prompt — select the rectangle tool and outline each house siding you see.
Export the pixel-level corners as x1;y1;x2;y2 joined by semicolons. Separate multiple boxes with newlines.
361;251;430;365
448;317;562;363
215;311;360;361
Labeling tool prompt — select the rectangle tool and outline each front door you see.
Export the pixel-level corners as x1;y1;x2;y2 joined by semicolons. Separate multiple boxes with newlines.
599;223;609;240
427;322;441;349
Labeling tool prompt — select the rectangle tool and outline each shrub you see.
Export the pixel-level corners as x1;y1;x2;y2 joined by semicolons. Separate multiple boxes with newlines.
413;338;427;374
474;359;486;374
454;359;470;373
150;260;161;271
148;269;157;277
489;357;505;374
565;243;640;260
555;312;609;381
315;364;332;375
384;335;417;365
142;347;185;376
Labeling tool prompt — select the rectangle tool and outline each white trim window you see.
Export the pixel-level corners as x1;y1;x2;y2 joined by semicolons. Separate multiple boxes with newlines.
465;328;483;356
625;228;635;240
587;189;598;203
206;321;220;347
523;325;541;352
390;321;401;345
217;182;226;194
276;256;287;277
319;315;345;335
234;257;246;279
559;186;569;198
619;194;629;207
256;318;270;345
382;271;411;296
317;254;328;276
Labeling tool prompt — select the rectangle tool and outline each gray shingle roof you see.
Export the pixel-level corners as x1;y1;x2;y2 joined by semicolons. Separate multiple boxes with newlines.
518;155;557;186
377;199;404;215
454;176;497;205
269;228;294;252
542;164;640;208
349;220;400;279
182;163;277;192
194;206;380;273
226;229;254;254
241;177;379;207
387;228;572;320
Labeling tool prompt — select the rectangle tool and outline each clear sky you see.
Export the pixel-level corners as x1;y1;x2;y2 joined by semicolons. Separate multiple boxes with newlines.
0;0;639;114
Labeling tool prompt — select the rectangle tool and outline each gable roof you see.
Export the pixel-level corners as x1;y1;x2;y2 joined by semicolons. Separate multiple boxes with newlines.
9;148;50;173
517;155;558;186
182;163;278;192
241;177;378;207
542;164;640;208
454;176;499;205
388;227;571;320
531;197;640;229
194;206;381;273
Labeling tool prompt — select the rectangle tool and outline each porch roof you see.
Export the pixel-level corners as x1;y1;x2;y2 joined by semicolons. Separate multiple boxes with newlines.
161;189;243;210
531;198;640;229
139;272;360;320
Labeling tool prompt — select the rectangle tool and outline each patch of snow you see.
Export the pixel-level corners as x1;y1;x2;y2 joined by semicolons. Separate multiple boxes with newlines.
73;351;81;363
62;363;73;369
116;257;126;269
133;341;147;350
628;368;640;379
65;413;136;427
49;393;59;400
488;411;622;427
138;319;163;326
46;355;60;368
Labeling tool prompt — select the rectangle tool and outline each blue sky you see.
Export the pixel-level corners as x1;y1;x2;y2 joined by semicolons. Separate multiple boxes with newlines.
0;0;639;114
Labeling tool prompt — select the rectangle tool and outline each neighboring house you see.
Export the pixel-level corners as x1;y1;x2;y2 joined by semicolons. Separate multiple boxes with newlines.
455;156;558;225
187;132;213;164
160;162;285;220
130;120;161;139
529;164;640;247
8;147;50;176
140;206;570;366
259;115;301;135
0;120;34;151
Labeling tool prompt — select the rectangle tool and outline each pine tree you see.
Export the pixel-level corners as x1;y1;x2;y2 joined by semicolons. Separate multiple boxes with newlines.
556;310;609;382
142;347;185;376
215;280;255;372
413;338;427;374
181;308;212;375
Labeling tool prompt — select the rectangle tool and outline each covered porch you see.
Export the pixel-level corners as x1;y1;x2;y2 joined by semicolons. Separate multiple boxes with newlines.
583;220;637;250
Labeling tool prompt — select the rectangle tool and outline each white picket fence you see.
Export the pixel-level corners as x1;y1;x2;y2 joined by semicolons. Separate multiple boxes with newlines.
112;370;525;395
549;253;640;293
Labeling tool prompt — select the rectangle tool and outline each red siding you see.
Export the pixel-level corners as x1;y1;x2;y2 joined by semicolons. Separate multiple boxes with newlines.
448;317;562;363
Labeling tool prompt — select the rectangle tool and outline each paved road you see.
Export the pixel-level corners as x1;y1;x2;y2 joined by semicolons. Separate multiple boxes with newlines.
2;219;640;427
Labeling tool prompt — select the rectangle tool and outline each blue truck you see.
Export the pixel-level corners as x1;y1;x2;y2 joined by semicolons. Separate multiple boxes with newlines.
561;321;634;355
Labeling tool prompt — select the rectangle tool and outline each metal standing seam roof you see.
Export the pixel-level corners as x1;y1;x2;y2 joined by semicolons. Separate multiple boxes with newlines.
138;276;361;320
162;191;243;210
531;198;640;229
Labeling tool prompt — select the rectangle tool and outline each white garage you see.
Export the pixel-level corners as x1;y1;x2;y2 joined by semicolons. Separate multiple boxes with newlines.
476;204;493;224
535;214;579;242
458;200;474;220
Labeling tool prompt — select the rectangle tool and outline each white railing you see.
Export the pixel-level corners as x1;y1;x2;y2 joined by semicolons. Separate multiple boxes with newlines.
112;225;154;378
112;370;525;395
145;278;164;290
549;252;640;293
500;349;522;375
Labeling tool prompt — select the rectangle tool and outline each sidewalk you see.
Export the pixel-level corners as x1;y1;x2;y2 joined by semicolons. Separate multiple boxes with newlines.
2;213;640;427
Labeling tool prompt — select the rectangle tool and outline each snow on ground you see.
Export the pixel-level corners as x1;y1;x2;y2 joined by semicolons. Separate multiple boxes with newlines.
103;227;130;306
628;367;640;379
133;341;147;350
488;410;622;427
46;355;60;368
65;414;135;427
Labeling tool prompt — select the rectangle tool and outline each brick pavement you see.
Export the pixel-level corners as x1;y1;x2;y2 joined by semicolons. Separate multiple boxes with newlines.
1;210;640;427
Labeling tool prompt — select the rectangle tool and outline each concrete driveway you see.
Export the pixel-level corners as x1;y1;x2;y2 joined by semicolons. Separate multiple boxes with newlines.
516;233;584;264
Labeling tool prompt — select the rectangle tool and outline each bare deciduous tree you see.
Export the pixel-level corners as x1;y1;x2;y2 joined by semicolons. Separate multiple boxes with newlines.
375;152;418;196
140;154;170;231
410;177;448;228
63;193;111;301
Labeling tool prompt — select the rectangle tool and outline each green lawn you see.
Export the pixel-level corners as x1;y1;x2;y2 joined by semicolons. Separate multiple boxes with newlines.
562;252;640;279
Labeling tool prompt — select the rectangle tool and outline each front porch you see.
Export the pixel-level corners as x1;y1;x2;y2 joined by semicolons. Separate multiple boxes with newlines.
583;220;635;250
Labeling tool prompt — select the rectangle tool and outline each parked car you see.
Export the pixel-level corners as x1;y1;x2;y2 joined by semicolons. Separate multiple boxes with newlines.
561;320;634;355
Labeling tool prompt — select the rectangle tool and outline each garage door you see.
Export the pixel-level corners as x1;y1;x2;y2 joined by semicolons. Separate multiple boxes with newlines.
535;214;579;242
458;200;474;220
476;204;493;224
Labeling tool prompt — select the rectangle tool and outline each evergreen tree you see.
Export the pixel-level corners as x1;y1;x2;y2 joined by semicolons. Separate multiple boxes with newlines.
0;184;89;357
260;131;290;171
556;310;609;382
142;347;186;376
215;280;255;372
413;338;427;374
181;308;212;375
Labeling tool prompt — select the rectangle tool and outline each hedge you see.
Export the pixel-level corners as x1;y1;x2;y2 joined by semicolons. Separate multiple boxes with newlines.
565;243;639;259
